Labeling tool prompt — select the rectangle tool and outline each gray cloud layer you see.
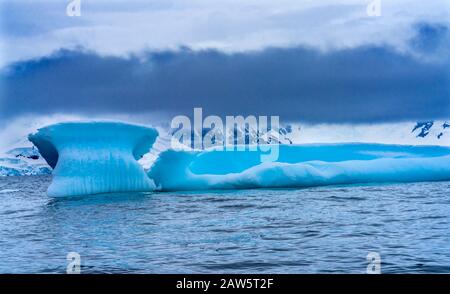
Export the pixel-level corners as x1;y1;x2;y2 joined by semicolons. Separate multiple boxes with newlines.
1;23;449;123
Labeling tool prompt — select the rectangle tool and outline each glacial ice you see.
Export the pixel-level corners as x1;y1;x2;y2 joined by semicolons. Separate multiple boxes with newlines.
28;121;450;196
148;144;450;191
29;122;158;197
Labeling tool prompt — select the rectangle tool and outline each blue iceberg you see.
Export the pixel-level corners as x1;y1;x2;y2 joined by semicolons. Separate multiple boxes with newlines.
148;144;450;191
29;122;158;197
28;121;450;197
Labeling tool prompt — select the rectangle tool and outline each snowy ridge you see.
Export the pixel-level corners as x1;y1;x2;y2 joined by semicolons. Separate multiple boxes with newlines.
0;147;51;176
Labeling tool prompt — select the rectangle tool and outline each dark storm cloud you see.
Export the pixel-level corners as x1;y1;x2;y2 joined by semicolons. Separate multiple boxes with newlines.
410;22;449;54
1;29;449;123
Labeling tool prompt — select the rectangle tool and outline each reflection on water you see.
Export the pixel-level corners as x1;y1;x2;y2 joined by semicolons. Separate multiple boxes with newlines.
0;175;450;273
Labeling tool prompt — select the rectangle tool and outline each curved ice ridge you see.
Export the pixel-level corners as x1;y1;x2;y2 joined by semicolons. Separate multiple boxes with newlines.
29;122;158;197
148;144;450;191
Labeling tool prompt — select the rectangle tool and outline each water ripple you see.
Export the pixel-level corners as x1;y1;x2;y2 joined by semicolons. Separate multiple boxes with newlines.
0;176;449;273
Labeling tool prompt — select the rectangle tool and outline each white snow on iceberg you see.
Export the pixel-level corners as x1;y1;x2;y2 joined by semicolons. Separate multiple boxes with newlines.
148;144;450;191
29;122;158;197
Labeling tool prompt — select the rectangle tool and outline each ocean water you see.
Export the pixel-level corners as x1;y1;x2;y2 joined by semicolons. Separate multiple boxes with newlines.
0;176;450;273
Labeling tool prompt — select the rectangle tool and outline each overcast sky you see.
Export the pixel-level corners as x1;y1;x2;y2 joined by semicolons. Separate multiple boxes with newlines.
0;0;449;123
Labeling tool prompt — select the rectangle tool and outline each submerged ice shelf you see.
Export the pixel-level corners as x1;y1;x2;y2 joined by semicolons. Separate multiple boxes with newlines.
29;122;450;197
29;122;158;197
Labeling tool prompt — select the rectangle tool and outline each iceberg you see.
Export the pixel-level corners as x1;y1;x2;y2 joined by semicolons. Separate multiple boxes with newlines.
29;122;158;197
148;144;450;191
28;121;450;196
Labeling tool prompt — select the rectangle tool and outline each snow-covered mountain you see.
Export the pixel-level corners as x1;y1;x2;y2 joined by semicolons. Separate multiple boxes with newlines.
1;121;448;176
0;147;51;176
412;121;450;140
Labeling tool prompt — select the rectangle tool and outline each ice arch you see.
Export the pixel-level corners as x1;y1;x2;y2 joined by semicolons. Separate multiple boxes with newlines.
29;122;158;197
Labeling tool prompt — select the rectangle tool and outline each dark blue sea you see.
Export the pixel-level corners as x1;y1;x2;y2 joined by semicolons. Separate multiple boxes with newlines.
1;176;449;273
